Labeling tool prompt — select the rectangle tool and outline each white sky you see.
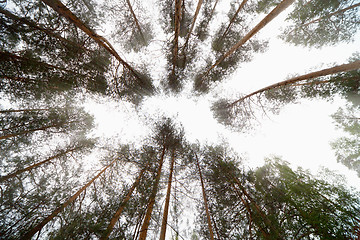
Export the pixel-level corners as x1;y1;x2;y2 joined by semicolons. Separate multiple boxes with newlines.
84;0;360;193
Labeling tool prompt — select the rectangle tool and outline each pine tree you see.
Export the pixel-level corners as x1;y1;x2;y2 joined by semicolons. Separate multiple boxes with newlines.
1;0;360;239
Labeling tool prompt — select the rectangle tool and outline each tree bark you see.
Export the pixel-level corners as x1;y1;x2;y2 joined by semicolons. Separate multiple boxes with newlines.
227;60;360;108
171;0;182;78
220;0;248;41
159;149;176;240
138;146;166;240
195;154;215;240
0;146;81;182
0;108;56;114
0;51;91;78
0;122;65;140
182;0;203;51
101;163;148;240
0;8;90;52
22;158;117;239
40;0;144;83
290;2;360;33
125;0;146;43
209;0;219;18
198;0;295;87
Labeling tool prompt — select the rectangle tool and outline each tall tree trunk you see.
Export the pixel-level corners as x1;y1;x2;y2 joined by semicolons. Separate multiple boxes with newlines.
40;0;145;84
22;158;118;239
227;60;360;108
171;0;182;78
209;0;219;18
101;163;149;240
220;0;248;40
0;122;65;140
182;0;203;51
0;146;81;182
125;0;146;43
232;175;282;238
230;182;270;238
159;149;176;240
138;146;166;240
198;0;295;87
0;108;57;114
209;205;222;240
0;8;90;52
195;154;215;240
0;51;91;78
289;2;360;35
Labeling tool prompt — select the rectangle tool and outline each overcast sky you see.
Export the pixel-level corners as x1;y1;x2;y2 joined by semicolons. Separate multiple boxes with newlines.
84;1;360;190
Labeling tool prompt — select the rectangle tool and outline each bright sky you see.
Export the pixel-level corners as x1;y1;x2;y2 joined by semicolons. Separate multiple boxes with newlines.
84;1;360;191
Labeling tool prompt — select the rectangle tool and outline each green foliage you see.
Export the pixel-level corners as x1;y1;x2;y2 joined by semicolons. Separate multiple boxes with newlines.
281;0;360;47
195;150;360;239
1;0;360;239
331;104;360;176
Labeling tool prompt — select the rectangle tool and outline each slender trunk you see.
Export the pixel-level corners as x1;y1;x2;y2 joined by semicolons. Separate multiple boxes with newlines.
0;147;81;182
0;108;57;114
227;60;360;108
0;122;65;140
171;0;182;78
102;163;148;240
0;51;90;78
209;205;222;240
138;146;166;240
133;209;146;240
195;154;214;240
220;0;248;41
209;0;219;18
0;8;90;52
0;75;36;84
159;149;176;240
22;158;117;239
289;3;360;34
40;0;144;83
231;182;270;238
125;0;146;43
182;0;203;51
198;0;295;87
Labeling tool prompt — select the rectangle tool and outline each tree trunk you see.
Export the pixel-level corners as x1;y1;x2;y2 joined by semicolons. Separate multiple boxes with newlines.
195;154;215;240
125;0;146;43
0;122;65;140
199;0;295;86
0;51;91;78
209;0;219;18
291;2;360;33
138;146;166;240
171;0;182;78
182;0;203;51
101;163;149;240
227;60;360;108
159;149;176;240
0;8;90;52
230;182;270;238
0;146;81;182
40;0;144;83
220;0;248;41
0;108;56;114
22;158;117;239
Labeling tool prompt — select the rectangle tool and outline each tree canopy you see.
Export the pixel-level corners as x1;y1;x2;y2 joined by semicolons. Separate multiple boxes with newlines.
1;0;360;239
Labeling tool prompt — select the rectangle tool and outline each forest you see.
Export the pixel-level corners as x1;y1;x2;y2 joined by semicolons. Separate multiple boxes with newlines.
1;0;360;239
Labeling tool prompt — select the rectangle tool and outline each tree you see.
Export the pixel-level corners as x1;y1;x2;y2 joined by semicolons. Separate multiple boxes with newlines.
194;146;360;239
194;0;295;92
331;103;360;177
281;0;360;47
212;59;360;128
1;0;360;239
